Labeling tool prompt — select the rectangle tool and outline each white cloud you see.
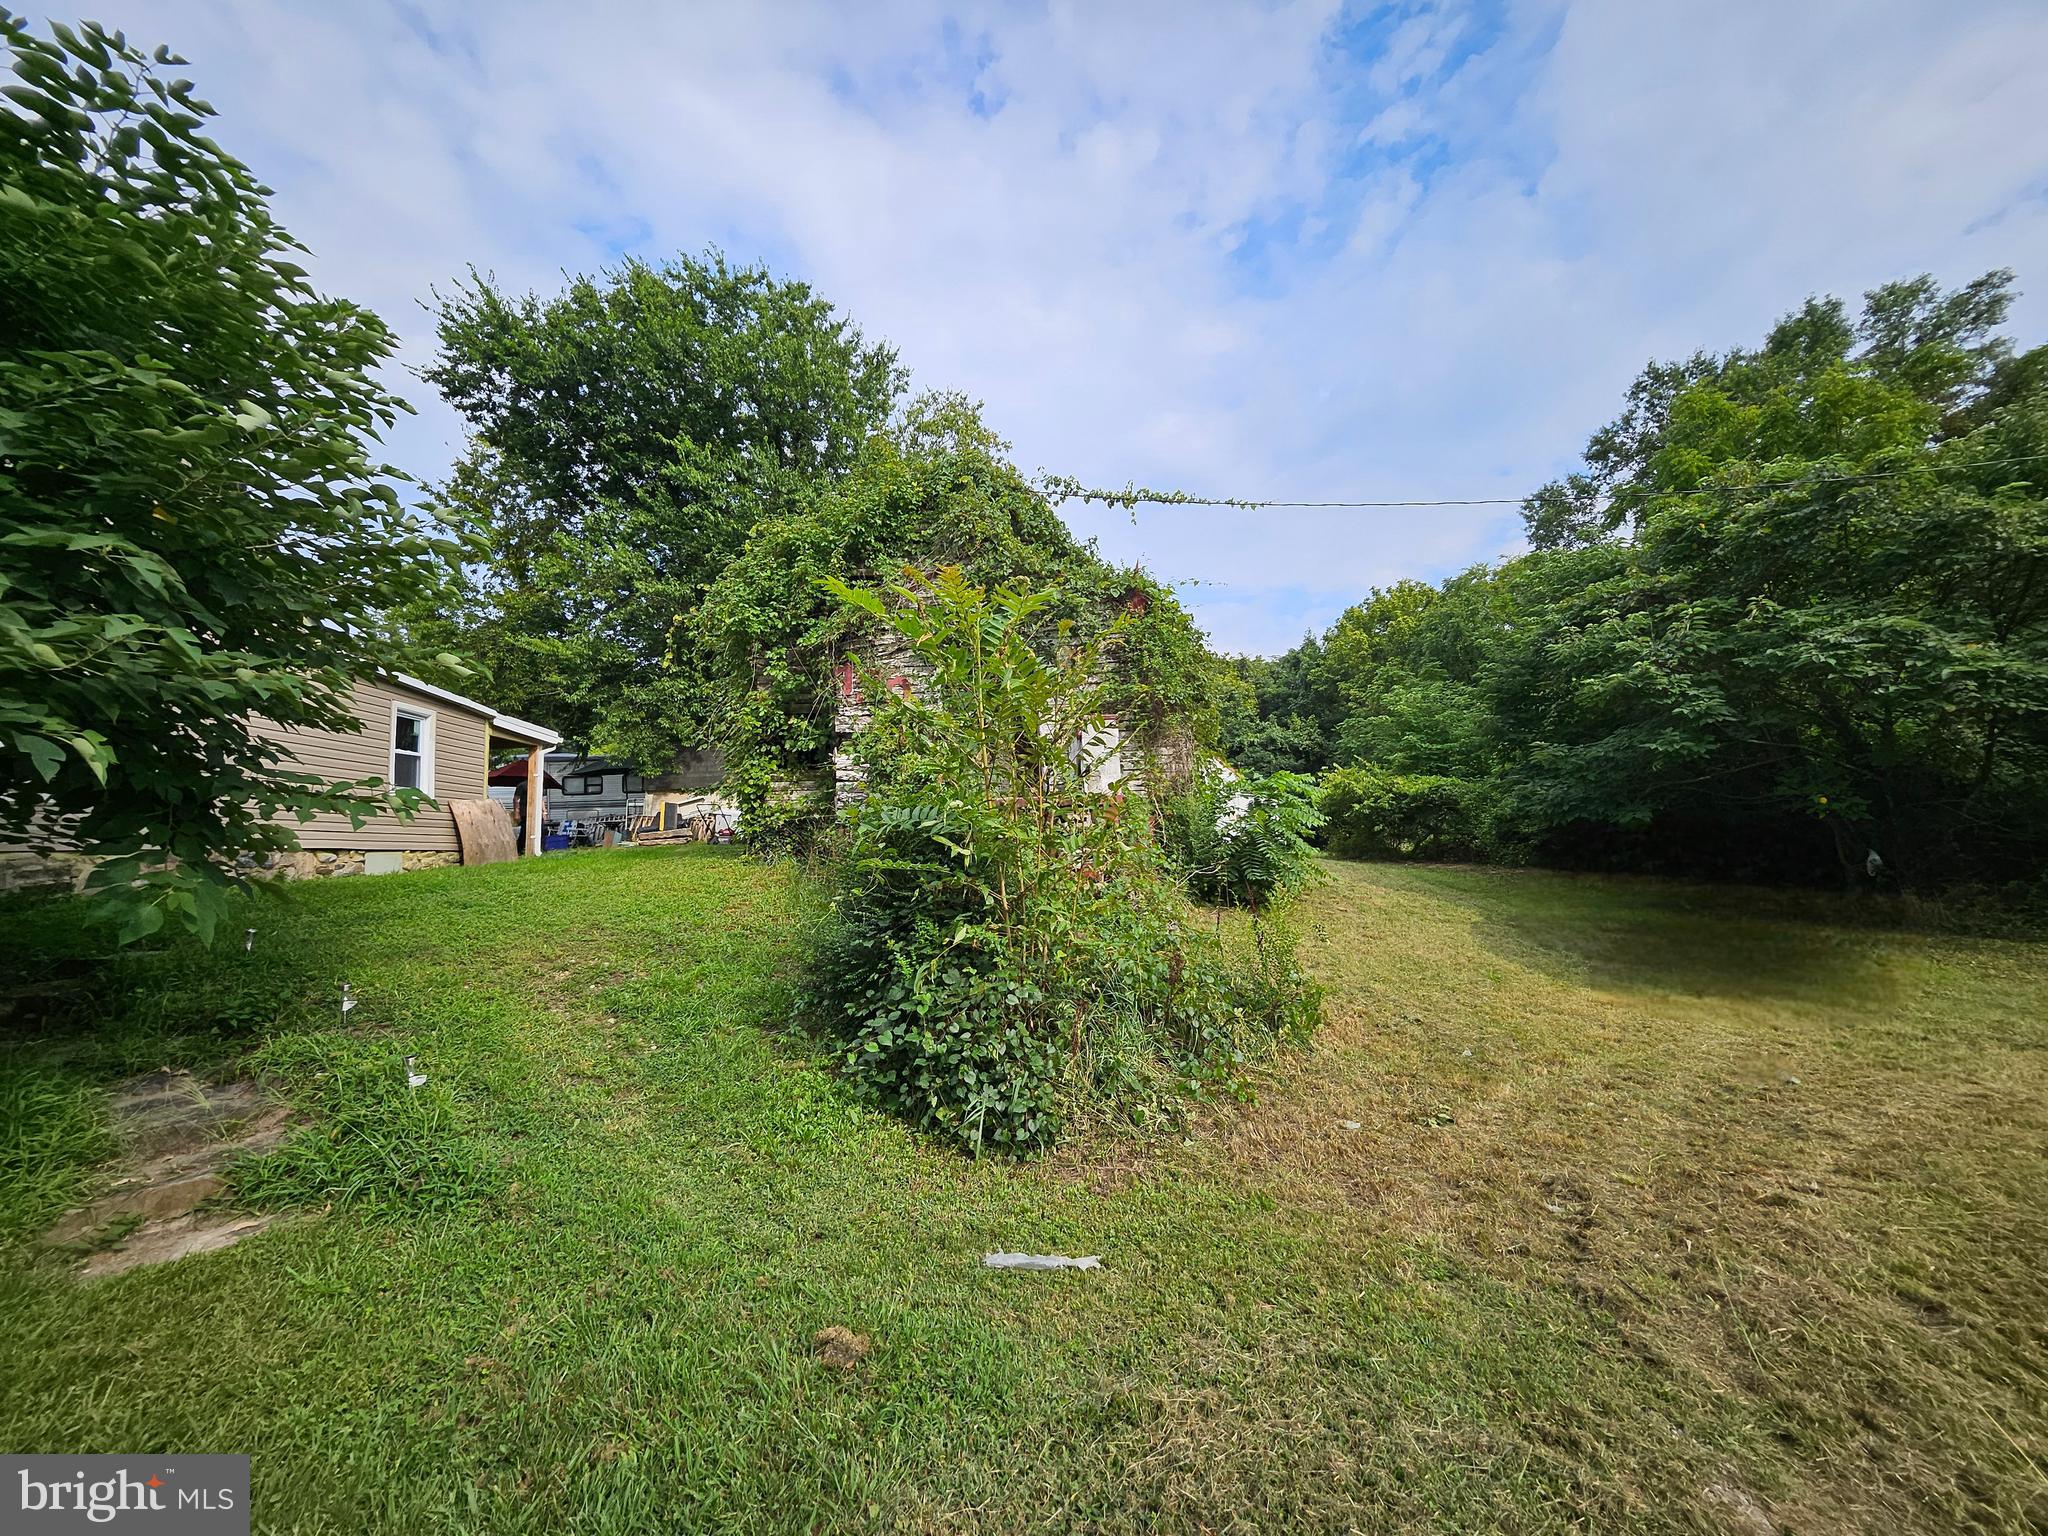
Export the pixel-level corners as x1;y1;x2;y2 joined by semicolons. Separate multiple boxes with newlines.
47;0;2048;654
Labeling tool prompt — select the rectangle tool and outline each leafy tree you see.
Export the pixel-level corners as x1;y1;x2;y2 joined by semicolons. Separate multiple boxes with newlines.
420;253;904;757
1503;276;2047;884
0;17;465;940
1216;696;1327;777
1216;644;1335;775
1263;272;2047;890
1316;580;1438;715
1521;271;2018;552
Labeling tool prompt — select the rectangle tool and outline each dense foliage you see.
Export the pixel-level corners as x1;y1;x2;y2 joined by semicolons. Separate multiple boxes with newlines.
0;17;464;940
1158;769;1323;907
1215;650;1330;776
1228;273;2048;890
418;252;904;758
1318;766;1486;862
699;395;1225;842
419;264;1231;815
805;568;1318;1152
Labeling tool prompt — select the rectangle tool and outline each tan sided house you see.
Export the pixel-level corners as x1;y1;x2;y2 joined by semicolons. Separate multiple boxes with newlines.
255;674;560;877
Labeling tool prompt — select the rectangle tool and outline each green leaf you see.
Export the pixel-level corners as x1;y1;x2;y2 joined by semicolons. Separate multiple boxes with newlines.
13;732;64;782
117;899;166;946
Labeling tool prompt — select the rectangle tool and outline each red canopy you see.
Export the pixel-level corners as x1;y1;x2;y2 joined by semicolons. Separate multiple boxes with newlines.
488;761;562;790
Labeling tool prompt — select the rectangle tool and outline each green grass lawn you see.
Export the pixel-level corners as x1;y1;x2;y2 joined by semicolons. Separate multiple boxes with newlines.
2;849;2044;1533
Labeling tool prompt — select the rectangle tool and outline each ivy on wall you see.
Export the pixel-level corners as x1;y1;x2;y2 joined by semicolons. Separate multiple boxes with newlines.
695;393;1229;837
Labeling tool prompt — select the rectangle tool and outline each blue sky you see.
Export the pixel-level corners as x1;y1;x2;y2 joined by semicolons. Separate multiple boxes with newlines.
61;0;2048;653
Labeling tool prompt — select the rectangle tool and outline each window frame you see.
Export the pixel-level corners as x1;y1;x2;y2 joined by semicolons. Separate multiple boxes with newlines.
390;702;435;797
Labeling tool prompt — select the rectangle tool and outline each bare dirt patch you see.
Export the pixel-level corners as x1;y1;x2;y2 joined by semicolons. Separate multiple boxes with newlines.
813;1325;872;1369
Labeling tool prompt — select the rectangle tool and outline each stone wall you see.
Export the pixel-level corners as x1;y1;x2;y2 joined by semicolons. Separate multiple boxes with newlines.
0;850;94;896
1128;719;1200;796
832;634;931;810
830;746;869;810
252;849;463;881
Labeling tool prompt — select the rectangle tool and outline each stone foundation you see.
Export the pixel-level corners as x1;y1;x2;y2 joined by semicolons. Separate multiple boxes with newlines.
0;850;94;895
0;846;466;893
257;848;462;880
831;749;868;808
832;634;930;810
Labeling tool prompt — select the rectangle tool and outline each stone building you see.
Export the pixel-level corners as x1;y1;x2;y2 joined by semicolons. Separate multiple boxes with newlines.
828;635;1145;809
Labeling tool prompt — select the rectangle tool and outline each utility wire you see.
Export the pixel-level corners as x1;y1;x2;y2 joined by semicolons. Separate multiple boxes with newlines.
1042;452;2048;513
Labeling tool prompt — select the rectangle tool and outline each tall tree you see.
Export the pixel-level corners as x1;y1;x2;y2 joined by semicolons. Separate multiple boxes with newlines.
1521;271;2017;551
1;17;466;940
421;254;905;757
1303;274;2047;888
1216;639;1337;776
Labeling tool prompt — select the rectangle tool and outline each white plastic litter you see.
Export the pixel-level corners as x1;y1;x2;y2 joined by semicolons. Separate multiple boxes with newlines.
983;1252;1101;1271
244;928;256;952
1338;1120;1363;1131
340;983;356;1016
405;1054;428;1089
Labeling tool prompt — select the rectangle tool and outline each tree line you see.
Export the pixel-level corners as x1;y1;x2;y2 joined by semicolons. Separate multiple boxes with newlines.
1220;275;2048;891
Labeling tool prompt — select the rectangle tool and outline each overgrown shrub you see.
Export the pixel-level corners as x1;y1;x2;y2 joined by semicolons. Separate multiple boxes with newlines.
1320;765;1488;861
698;398;1229;848
1159;769;1323;907
803;568;1318;1153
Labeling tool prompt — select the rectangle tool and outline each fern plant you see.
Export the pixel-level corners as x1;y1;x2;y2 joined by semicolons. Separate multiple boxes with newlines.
1162;770;1324;908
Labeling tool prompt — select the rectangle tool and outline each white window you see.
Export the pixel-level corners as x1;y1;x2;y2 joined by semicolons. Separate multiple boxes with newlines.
391;705;434;795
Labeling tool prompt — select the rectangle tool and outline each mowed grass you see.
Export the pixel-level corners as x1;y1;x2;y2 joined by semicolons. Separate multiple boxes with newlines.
1;849;2044;1534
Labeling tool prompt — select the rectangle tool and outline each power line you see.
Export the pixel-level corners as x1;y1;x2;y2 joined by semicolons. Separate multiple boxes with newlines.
1043;452;2048;513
